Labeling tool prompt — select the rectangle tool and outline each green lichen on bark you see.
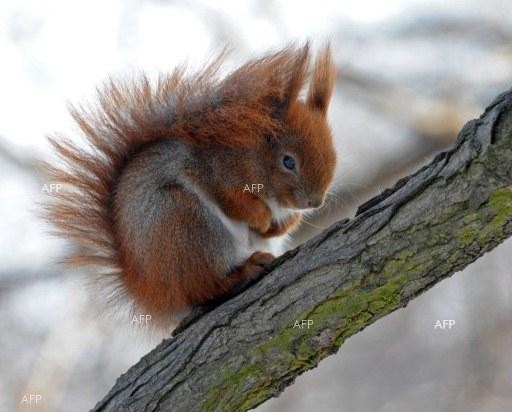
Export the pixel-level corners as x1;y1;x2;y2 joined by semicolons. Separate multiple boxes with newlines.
201;249;437;411
457;186;512;247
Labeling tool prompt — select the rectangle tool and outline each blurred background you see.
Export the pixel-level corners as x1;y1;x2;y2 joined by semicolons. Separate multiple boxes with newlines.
1;0;511;411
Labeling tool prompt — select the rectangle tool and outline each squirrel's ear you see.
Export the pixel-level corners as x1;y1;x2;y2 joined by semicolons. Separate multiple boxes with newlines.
306;44;336;115
267;44;309;117
280;43;310;110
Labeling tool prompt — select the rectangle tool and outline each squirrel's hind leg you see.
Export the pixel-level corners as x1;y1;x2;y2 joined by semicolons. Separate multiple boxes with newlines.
172;251;274;335
219;251;275;299
229;251;274;282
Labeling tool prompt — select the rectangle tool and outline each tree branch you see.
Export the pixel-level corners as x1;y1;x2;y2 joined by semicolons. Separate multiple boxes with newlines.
93;89;512;412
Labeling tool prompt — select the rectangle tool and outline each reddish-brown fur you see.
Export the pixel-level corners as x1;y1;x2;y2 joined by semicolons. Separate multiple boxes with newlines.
43;44;336;326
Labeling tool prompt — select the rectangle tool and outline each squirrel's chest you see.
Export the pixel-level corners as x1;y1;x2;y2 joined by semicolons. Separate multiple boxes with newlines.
185;182;288;266
217;208;286;260
204;200;287;265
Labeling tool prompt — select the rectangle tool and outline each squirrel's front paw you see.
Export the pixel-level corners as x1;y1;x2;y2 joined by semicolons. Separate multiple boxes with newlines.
259;212;302;238
247;203;272;234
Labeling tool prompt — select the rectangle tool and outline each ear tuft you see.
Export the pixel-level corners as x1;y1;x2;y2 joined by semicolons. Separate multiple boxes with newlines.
217;43;311;120
281;42;310;109
306;44;336;115
263;43;310;116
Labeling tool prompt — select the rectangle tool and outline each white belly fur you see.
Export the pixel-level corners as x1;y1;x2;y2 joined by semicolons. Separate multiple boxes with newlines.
207;200;290;267
186;182;291;267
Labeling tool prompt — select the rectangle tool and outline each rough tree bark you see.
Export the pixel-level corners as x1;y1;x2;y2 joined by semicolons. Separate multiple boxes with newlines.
93;89;512;412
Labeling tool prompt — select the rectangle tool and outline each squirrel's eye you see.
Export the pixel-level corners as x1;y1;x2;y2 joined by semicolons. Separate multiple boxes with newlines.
282;155;296;170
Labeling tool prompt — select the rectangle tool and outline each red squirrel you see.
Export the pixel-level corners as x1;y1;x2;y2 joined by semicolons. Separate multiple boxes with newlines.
44;44;337;327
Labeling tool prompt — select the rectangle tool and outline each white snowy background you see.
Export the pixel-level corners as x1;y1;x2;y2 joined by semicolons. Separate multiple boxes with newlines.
1;1;511;411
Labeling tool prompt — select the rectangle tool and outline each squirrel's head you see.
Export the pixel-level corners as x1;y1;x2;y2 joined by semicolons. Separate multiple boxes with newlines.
211;43;336;210
258;44;337;210
265;101;336;210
